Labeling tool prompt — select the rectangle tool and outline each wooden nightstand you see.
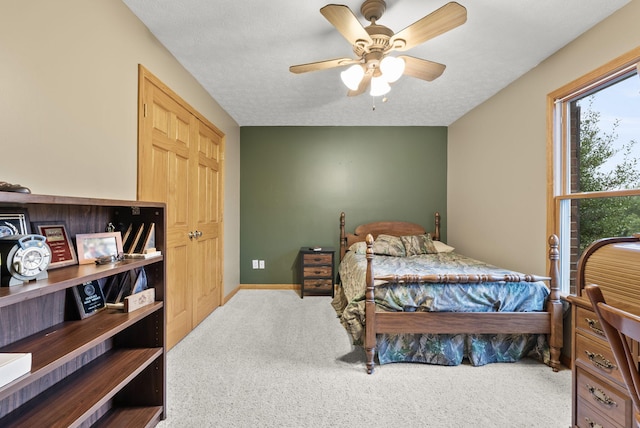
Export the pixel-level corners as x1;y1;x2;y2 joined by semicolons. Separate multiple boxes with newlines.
299;247;335;299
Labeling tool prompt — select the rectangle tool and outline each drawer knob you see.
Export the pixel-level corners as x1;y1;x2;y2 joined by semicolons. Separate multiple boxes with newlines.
585;317;605;336
585;350;617;371
584;417;604;428
585;383;617;407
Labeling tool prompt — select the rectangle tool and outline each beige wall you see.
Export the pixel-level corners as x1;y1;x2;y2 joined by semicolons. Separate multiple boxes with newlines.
0;0;241;297
448;0;640;276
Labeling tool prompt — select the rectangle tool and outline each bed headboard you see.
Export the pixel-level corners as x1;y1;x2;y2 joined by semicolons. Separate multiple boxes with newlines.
339;211;441;261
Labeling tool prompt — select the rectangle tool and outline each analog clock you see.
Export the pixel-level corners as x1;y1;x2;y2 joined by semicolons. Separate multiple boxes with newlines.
0;234;51;286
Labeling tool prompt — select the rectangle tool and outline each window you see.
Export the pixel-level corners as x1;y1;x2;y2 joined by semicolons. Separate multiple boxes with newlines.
548;49;640;294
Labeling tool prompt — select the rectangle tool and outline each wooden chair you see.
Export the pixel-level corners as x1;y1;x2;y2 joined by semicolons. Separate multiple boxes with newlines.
585;284;640;427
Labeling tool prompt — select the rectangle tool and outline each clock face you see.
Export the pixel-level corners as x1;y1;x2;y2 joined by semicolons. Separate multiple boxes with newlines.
21;248;45;271
13;245;51;278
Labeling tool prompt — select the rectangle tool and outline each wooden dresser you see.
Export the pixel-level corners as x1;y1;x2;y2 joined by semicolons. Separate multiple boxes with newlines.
567;235;640;428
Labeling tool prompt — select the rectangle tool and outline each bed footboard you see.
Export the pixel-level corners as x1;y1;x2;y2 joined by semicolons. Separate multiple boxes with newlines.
363;234;563;374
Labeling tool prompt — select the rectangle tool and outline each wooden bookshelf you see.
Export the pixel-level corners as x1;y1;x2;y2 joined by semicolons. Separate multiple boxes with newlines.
0;193;166;426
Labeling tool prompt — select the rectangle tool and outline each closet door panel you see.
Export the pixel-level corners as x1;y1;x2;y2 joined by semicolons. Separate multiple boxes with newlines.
191;121;222;326
139;79;194;349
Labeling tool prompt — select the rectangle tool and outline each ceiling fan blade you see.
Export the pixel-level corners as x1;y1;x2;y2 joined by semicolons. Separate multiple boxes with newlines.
320;4;373;47
289;57;359;74
390;2;467;52
347;71;372;97
399;56;446;81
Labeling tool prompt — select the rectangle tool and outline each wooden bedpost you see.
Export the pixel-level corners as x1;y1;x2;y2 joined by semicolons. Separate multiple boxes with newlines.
433;212;441;241
364;233;376;374
547;234;563;372
340;212;347;261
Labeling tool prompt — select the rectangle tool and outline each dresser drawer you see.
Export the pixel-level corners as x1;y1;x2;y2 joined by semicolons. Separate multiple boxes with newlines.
575;306;607;340
576;333;623;385
303;253;332;265
576;367;631;427
303;266;332;278
577;397;624;428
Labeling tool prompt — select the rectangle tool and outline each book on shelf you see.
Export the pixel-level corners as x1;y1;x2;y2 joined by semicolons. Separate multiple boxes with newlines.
0;353;31;387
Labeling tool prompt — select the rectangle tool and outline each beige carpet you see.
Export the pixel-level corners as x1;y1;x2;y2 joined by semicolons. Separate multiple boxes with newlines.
157;290;572;427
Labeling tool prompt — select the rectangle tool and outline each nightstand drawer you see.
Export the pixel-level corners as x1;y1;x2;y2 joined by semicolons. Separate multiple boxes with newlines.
303;253;332;264
303;279;333;290
303;266;332;278
576;367;631;427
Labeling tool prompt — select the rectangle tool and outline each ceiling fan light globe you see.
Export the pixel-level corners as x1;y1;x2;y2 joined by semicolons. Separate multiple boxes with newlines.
340;65;365;90
370;75;391;97
380;56;405;83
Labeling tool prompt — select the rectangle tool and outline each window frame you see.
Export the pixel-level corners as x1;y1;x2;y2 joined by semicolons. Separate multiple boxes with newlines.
547;47;640;294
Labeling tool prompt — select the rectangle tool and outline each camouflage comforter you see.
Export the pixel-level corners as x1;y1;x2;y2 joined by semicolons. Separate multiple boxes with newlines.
331;250;551;366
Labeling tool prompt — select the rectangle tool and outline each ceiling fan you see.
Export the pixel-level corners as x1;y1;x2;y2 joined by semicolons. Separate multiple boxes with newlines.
289;0;467;98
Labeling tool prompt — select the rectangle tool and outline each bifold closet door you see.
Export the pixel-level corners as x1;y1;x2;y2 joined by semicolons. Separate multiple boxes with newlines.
138;65;224;349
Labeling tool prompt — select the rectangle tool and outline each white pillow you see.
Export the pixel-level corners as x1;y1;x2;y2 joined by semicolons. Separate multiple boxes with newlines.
433;240;455;253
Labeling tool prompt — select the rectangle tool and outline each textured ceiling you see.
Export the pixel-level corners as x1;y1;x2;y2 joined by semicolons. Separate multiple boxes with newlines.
122;0;629;126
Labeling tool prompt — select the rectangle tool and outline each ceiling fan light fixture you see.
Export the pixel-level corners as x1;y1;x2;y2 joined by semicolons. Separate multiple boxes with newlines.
370;75;391;97
340;65;365;90
380;56;405;83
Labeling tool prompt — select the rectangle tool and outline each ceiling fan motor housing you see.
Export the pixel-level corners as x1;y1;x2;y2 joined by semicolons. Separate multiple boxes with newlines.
361;0;386;22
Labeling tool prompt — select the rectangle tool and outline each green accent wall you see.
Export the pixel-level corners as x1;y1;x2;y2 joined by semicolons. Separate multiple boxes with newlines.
240;126;447;284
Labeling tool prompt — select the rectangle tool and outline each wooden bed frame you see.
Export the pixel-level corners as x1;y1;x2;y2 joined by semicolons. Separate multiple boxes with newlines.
339;212;563;374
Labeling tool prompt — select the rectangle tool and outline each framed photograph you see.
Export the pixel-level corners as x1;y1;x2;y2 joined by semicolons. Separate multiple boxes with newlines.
72;279;106;318
0;209;30;237
75;232;123;265
32;222;78;269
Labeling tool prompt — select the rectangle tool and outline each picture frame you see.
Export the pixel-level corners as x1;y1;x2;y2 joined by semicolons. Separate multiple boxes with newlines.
121;223;133;252
105;270;132;303
0;209;30;237
72;279;106;318
141;223;156;252
122;223;157;255
126;224;145;254
75;232;123;265
32;222;78;269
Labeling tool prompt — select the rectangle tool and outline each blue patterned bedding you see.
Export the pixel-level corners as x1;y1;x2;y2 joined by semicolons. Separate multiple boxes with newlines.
331;250;551;366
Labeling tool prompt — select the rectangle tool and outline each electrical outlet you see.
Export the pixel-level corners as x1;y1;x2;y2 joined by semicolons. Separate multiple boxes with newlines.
259;260;265;269
252;260;259;269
